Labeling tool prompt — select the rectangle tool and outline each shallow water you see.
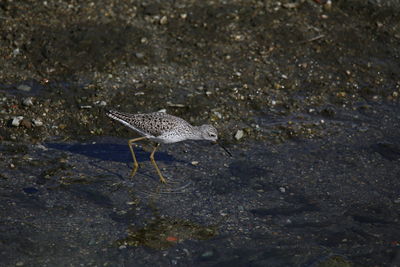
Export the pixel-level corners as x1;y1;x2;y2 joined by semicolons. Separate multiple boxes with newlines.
1;1;400;266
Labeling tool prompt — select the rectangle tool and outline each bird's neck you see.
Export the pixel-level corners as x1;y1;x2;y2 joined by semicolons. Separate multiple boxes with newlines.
189;126;204;140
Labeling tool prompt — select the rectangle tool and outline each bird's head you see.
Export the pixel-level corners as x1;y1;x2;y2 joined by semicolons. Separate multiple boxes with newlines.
199;124;218;142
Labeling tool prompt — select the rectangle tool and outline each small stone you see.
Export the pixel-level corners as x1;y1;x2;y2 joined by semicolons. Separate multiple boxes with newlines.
324;0;332;11
191;161;199;166
140;37;148;44
13;48;20;56
234;129;244;140
80;105;92;109
336;92;346;97
16;84;31;92
94;100;107;107
135;52;144;59
160;16;168;25
32;119;43;127
233;34;244;41
201;250;214;258
213;111;222;119
279;187;286;193
22;97;33;106
20;119;32;128
35;144;48;150
11;116;24;127
15;261;24;266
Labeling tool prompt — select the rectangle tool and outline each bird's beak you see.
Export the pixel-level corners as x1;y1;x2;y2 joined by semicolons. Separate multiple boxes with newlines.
212;141;232;157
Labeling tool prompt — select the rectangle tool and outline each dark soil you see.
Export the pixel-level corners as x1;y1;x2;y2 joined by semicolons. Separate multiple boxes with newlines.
0;0;399;266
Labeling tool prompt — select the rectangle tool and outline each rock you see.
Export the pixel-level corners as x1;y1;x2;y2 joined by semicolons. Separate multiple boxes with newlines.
13;48;20;56
79;105;92;109
20;119;32;128
160;16;168;25
191;161;199;166
22;97;33;106
234;129;244;140
94;100;107;107
16;84;31;92
11;116;24;127
324;0;332;11
32;119;43;127
135;52;144;59
201;250;214;258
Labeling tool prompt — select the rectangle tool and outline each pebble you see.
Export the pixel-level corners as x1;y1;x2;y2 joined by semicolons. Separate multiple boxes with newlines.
135;52;144;59
20;119;32;128
11;116;24;127
324;0;332;11
16;84;31;92
213;111;222;119
22;97;33;106
160;16;168;25
235;129;244;140
35;144;48;150
279;187;286;193
13;48;20;56
80;105;92;109
201;250;214;258
140;37;148;44
94;100;107;107
191;161;199;166
32;119;43;127
15;261;24;266
167;102;185;108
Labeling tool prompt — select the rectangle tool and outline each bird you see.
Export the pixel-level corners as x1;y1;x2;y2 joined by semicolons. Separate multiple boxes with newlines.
106;110;220;184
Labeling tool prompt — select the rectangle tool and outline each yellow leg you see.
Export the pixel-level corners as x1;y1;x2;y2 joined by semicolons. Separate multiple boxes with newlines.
128;137;147;177
150;143;167;184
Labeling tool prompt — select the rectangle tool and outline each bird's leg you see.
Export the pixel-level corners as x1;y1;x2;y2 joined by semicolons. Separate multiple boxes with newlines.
149;143;167;184
128;137;147;177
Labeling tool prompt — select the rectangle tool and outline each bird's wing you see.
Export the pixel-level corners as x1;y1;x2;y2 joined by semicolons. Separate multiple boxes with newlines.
107;110;191;137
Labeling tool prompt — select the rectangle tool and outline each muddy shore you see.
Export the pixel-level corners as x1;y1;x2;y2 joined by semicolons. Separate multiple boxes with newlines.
1;1;399;266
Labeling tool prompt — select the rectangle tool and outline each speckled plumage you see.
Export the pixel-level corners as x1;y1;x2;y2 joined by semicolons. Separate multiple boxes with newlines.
107;110;218;143
106;109;219;183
